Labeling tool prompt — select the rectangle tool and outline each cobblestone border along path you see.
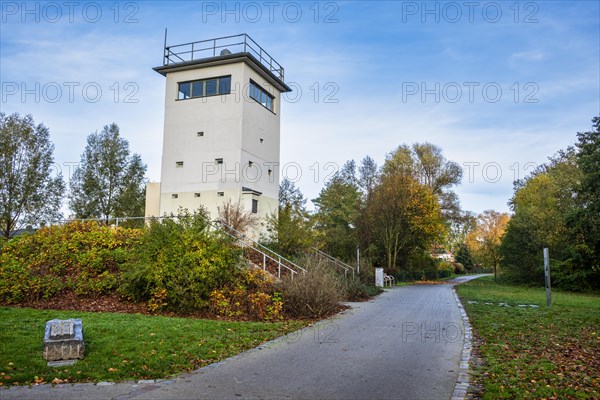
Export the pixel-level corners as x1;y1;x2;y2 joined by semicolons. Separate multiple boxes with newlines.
451;288;472;400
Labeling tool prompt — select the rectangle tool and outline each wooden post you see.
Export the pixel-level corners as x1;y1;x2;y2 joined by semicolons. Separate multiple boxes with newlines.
544;248;552;307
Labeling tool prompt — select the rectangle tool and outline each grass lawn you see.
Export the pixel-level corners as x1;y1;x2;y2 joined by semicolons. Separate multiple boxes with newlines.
457;276;600;399
0;307;307;387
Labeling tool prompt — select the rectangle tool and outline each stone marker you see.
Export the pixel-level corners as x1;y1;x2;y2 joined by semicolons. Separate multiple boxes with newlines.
43;319;85;362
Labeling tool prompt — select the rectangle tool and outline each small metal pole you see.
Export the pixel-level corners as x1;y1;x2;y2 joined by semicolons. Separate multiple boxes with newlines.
263;253;266;270
357;246;360;274
278;256;281;278
163;28;168;64
544;248;552;307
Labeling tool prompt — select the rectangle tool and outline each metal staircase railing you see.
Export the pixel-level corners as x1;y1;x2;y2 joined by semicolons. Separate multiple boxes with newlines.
313;248;356;277
214;221;306;279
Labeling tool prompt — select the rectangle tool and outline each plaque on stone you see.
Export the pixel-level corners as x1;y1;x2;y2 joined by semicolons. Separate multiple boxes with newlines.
43;319;85;361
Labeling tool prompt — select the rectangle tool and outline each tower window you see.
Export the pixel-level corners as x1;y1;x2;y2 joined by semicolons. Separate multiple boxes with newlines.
217;191;224;197
178;75;231;100
249;80;274;112
215;158;223;164
194;193;201;198
260;138;264;143
252;199;258;214
176;161;184;168
197;131;204;137
248;161;253;167
172;194;179;199
268;169;272;176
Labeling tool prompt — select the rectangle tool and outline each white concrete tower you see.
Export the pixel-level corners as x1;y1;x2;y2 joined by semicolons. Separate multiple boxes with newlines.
145;34;292;232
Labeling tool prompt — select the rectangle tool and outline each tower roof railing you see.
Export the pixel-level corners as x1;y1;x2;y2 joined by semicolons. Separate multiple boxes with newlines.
163;33;285;82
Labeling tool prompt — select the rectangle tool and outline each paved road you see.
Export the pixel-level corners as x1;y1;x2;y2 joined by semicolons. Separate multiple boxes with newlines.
3;275;486;400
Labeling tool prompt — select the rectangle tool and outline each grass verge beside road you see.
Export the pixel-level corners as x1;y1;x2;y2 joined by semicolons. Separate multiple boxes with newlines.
456;276;599;399
0;307;307;387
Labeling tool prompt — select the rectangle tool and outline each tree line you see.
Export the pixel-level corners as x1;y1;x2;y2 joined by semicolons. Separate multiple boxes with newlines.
261;116;599;290
500;117;600;291
2;112;598;290
263;142;466;277
0;113;147;237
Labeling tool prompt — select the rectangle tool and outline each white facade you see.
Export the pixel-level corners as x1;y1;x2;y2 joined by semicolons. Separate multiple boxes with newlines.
146;36;291;236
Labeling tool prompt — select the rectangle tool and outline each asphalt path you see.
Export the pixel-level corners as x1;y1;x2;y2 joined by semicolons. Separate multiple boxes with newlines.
2;275;487;400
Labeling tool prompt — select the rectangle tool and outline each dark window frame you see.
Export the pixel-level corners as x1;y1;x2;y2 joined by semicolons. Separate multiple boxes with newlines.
249;80;275;112
177;75;232;100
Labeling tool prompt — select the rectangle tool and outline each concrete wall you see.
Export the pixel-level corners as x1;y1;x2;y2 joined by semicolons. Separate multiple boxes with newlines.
144;182;161;218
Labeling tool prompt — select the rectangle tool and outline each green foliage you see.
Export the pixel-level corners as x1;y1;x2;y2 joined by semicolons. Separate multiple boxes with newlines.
282;255;346;318
262;178;315;258
313;161;362;261
438;260;455;275
0;113;64;238
69;123;147;220
455;244;475;270
343;275;383;301
120;209;241;311
0;221;142;303
569;117;600;288
405;250;439;280
500;142;600;289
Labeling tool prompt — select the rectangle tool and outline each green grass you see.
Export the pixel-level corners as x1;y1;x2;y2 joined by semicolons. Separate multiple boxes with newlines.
0;307;307;387
457;276;600;399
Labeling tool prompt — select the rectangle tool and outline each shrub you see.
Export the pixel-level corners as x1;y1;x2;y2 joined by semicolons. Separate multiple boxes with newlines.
551;257;600;292
209;268;283;321
344;275;383;301
407;251;439;280
120;209;242;312
438;261;454;278
452;262;466;274
281;255;346;319
0;222;141;303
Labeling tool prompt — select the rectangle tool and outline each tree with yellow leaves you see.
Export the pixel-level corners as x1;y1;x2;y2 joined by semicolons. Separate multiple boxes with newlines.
466;210;510;281
358;171;445;273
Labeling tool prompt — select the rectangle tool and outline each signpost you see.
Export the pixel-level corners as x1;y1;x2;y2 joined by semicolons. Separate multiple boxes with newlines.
543;248;552;307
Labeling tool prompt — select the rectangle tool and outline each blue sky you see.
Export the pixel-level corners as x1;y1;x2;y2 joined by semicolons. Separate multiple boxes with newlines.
1;1;599;214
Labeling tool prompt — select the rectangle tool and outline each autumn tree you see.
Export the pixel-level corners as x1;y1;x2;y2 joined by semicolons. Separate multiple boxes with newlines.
466;210;510;281
69;123;147;221
0;113;64;237
358;172;445;272
383;142;462;218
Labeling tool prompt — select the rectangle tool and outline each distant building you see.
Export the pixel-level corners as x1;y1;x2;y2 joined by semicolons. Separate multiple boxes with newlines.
431;249;455;262
145;34;292;235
